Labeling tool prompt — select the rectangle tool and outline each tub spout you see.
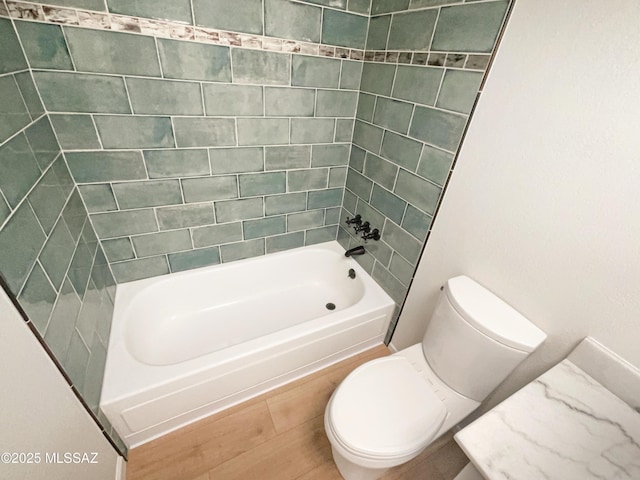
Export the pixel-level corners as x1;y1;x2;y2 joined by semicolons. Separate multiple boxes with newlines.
344;246;365;257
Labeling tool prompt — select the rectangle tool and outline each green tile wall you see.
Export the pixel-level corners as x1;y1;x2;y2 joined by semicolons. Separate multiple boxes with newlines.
0;18;125;454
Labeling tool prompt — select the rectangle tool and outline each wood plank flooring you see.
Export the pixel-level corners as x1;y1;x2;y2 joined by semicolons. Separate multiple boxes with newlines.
126;345;469;480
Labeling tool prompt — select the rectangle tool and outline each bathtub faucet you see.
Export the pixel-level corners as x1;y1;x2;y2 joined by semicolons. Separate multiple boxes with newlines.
344;246;365;257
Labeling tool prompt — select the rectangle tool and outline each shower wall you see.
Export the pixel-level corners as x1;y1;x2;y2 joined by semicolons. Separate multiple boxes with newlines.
0;16;124;452
338;0;510;336
8;0;369;283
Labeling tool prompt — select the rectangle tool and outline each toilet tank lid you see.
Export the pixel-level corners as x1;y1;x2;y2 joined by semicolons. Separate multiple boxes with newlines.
445;276;546;353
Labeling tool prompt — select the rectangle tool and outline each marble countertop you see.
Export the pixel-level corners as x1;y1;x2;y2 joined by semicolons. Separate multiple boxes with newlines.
455;359;640;480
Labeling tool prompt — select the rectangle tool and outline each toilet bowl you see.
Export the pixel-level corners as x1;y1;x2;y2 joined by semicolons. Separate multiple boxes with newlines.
324;276;546;480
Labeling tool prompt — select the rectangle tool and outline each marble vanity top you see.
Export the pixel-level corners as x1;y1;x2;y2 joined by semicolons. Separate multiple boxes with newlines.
455;359;640;480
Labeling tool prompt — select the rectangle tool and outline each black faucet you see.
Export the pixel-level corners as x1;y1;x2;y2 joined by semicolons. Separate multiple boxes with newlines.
344;245;365;257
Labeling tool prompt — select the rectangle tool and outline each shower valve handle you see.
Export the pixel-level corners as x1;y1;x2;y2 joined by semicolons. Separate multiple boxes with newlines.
345;214;362;226
354;221;370;234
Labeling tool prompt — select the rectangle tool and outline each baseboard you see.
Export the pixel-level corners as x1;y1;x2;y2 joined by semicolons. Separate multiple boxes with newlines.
115;456;126;480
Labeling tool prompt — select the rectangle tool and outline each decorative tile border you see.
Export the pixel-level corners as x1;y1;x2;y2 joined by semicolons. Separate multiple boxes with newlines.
1;0;487;69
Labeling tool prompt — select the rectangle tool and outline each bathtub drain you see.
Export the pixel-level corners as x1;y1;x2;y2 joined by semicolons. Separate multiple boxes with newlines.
326;303;336;311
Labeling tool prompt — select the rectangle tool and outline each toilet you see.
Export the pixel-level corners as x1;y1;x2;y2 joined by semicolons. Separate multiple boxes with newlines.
324;275;547;480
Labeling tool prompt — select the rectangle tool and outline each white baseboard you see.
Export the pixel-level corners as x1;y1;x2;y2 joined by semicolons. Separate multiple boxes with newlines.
115;456;126;480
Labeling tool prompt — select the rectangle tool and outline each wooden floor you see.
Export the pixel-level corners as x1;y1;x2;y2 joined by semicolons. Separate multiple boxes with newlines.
126;345;469;480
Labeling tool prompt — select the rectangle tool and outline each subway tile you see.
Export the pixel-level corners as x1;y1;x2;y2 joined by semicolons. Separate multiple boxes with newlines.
288;168;329;191
305;0;346;8
237;118;289;146
416;144;454;186
392;65;443;106
329;166;347;187
353;120;383;153
360;235;392;267
311;144;350;167
0;197;9;226
169;247;220;273
409;0;457;7
372;97;413;134
372;262;406;304
0;18;28;74
363;153;398;190
111;256;170;283
0;76;31;144
288;210;324;231
27;165;71;234
335;119;355;143
432;1;509;53
132;230;192;257
0;133;41;208
203;84;263;117
265;0;321;43
65;27;161;76
308;188;343;209
67;238;95;297
348;0;371;14
380;131;422;171
157;203;215;229
64;330;90;390
43;0;105;10
14;72;45;120
101;237;135;262
342;190;357;214
181;176;238;202
220;239;264;262
215;197;263;223
265;192;307;215
356;93;376;122
173;118;236;147
91;209;158;238
107;0;192;24
290;118;335;144
401;204;431;241
387;10;437;50
232;49;290;86
192;222;243;247
370;184;406;224
291;55;341;88
50;114;101;150
33;72;131;114
322;9;368;49
193;0;263;35
18;263;57;333
325;206;341;224
371;0;409;15
266;232;304;253
436;69;483;114
210;147;264;174
66;151;147;183
340;61;363;90
239;172;286;196
360;63;396;96
409;106;466;152
265;87;315;117
126;78;204;116
144;149;210;179
43;278;81;363
158;38;232;81
24;116;60;171
316;90;358;117
305;225;337;245
80;333;108;411
265;146;311;170
15;21;73;70
61;190;87;241
243;215;286;239
366;15;390;50
95;115;174;149
112;180;182;209
381;219;422;264
345;168;373;201
394;169;441;215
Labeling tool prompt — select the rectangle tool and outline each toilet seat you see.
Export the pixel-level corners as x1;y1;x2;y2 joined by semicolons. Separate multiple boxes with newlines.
327;356;447;461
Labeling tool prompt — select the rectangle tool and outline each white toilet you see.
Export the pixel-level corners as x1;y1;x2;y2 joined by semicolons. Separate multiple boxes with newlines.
324;275;547;480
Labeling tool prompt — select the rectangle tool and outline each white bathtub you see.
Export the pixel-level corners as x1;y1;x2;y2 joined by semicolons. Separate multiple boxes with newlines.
100;241;395;447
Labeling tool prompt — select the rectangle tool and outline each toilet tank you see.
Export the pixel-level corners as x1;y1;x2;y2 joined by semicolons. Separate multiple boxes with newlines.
422;276;546;402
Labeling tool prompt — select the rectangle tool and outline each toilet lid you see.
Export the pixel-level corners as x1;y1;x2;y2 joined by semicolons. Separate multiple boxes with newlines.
328;356;447;459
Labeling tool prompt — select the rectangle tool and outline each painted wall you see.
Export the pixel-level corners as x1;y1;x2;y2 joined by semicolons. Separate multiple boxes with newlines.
0;289;121;479
394;0;640;409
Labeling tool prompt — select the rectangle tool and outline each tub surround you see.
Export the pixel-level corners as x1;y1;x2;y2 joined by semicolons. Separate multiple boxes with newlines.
455;339;640;479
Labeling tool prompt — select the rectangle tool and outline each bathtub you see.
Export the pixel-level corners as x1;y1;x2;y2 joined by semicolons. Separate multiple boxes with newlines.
100;241;395;447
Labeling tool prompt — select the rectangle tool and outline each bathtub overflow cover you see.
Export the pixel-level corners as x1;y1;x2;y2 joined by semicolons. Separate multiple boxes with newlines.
326;303;336;311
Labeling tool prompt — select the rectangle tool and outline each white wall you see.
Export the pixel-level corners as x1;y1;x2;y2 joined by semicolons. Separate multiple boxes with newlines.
0;289;122;480
393;0;640;408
